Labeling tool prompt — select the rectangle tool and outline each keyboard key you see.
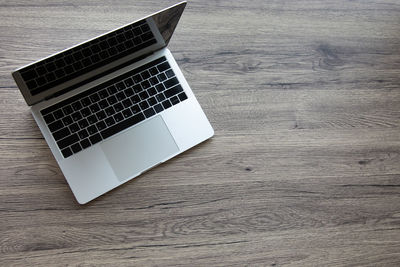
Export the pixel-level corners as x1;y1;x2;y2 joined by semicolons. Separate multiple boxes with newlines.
36;77;46;86
90;93;100;103
71;101;82;111
107;95;117;105
105;106;115;116
71;111;82;121
108;47;118;56
141;80;150;89
91;44;100;53
53;127;71;141
45;72;56;82
139;91;149;100
26;80;37;89
107;85;117;95
101;113;145;139
105;117;115;126
124;78;134;87
65;65;74;74
149;77;158;85
80;139;91;149
164;77;179;89
73;61;83;71
139;101;149;110
21;69;37;81
81;107;91;117
124;31;134;39
55;59;65;68
156;93;166;102
124;87;134;97
69;123;80;133
132;84;142;93
87;125;98;135
131;95;141;104
116;44;125;52
64;55;74;64
89;133;102;145
99;50;109;59
178;92;188;101
114;112;124;122
61;147;73;158
62;116;73;126
131;104;141;114
81;97;91;107
116;82;126;91
87;115;98;124
155;83;165;92
73;51;83;61
82;58;92;67
132;27;142;36
82;48;92;57
48;120;64;132
43;113;55;124
157;73;167;82
57;133;79;149
141;70;150;80
143;107;155;118
78;118;89;128
78;129;89;139
170;96;180;105
91;54;100;63
96;121;107;131
96;110;107;120
149;67;158;75
133;74;142;83
157;61;170;72
165;69;174;78
116;92;126;101
71;143;82;153
98;89;109;98
133;37;141;45
148;97;157;106
154;104;164;113
53;109;64;119
63;105;73;115
36;66;46;75
98;99;109;109
162;100;172;109
46;62;57;72
122;108;133;118
89;103;100;113
122;98;132;108
114;103;124;112
164;85;183;98
141;23;150;33
148;87;157;96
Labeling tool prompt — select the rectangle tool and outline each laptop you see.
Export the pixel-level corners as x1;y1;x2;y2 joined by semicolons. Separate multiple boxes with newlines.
11;1;214;204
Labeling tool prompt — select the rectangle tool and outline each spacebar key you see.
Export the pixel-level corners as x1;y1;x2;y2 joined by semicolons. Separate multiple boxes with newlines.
100;113;145;139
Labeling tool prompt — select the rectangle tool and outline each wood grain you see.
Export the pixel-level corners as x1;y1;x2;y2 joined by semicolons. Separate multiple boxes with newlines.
1;0;400;266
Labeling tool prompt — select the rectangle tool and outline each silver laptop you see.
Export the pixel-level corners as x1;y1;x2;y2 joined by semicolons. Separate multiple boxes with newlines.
11;2;214;204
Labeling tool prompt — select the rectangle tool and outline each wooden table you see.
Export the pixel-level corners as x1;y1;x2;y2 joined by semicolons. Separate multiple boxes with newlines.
1;1;400;266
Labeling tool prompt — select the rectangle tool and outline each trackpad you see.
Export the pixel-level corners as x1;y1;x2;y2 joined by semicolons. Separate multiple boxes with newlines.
100;116;179;182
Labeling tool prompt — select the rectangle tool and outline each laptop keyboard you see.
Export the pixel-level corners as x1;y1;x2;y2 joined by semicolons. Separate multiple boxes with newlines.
20;20;156;96
40;56;188;158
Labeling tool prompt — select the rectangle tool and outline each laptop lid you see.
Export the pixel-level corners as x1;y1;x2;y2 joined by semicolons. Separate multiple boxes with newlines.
12;1;186;106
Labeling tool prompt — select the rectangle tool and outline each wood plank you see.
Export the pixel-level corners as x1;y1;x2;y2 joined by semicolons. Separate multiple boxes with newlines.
0;0;399;266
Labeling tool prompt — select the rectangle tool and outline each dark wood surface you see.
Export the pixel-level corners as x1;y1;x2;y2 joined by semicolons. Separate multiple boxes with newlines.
1;0;400;266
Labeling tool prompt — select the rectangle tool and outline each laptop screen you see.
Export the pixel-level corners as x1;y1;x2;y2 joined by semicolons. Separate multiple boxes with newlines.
13;2;186;106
